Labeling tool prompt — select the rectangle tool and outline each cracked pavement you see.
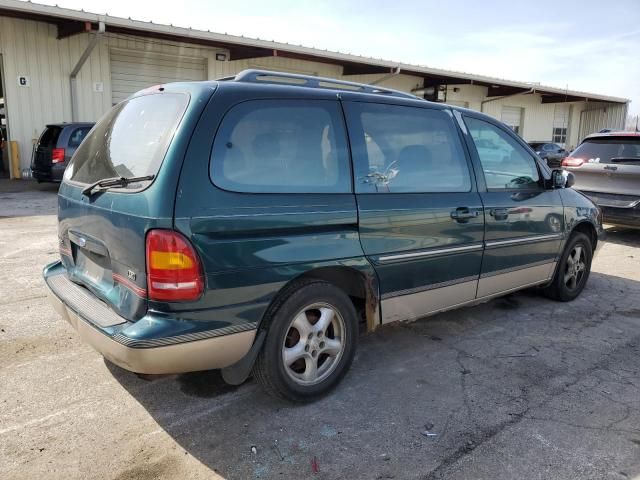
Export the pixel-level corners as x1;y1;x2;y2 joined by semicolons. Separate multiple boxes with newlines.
1;179;639;479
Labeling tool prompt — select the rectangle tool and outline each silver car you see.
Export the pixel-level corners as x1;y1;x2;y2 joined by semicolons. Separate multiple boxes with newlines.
563;132;640;229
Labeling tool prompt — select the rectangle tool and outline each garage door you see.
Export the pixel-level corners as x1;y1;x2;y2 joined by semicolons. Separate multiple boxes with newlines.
501;106;523;135
110;49;206;105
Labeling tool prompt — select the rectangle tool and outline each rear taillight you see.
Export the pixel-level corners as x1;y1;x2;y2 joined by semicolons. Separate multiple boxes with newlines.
561;157;585;167
51;148;65;164
145;230;204;302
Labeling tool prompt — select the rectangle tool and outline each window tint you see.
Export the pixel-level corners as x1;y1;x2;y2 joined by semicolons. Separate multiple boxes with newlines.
65;93;188;187
68;127;92;148
572;138;640;165
347;103;471;193
38;126;62;148
210;100;350;193
465;117;540;190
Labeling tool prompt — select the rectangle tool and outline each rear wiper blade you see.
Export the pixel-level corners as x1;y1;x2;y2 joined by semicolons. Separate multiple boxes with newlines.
81;174;155;196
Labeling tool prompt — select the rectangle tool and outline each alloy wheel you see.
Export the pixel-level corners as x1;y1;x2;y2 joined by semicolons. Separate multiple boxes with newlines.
281;303;346;386
564;244;586;290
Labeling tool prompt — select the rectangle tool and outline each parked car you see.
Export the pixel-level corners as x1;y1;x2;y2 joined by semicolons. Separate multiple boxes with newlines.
43;70;603;401
528;142;567;168
562;131;640;228
31;122;94;182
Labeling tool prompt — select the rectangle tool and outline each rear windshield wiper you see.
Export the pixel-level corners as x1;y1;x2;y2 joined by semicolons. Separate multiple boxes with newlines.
81;175;155;197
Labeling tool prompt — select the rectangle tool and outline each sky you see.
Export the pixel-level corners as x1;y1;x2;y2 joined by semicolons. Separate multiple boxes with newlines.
36;0;640;114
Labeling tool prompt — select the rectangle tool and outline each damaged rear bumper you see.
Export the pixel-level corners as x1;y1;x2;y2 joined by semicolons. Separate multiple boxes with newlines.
44;261;256;374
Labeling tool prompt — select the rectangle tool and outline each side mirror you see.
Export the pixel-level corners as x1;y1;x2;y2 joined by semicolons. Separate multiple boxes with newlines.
551;169;575;188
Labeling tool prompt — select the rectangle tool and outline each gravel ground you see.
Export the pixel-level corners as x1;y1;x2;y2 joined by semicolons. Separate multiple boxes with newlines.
1;179;639;480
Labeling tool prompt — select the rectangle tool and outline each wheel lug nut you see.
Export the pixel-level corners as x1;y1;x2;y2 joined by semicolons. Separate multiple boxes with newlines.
308;333;314;339
312;350;317;357
305;345;310;352
318;331;323;337
319;341;325;348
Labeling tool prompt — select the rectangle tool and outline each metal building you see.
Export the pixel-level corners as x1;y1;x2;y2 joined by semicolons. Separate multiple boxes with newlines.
0;0;629;177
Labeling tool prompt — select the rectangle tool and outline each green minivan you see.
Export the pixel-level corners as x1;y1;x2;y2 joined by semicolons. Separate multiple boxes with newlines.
44;70;603;401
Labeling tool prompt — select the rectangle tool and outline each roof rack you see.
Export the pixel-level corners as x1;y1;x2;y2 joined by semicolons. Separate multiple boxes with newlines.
220;69;417;99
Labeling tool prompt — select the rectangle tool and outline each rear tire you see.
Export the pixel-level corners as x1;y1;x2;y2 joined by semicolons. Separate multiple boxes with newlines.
253;280;358;402
542;232;593;302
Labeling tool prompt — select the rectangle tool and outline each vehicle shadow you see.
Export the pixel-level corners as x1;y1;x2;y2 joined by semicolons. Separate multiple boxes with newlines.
105;270;640;480
603;226;639;247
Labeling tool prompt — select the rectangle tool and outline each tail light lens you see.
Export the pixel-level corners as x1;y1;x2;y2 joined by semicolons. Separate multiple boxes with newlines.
146;230;204;302
562;157;585;167
51;148;65;163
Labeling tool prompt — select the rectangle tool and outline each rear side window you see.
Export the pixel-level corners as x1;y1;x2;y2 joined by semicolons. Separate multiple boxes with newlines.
346;102;471;193
38;126;62;148
65;93;189;186
67;127;92;148
210;100;351;194
572;138;640;165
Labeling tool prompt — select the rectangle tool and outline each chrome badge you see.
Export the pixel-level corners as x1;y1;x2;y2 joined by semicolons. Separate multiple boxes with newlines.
127;270;136;281
77;237;86;247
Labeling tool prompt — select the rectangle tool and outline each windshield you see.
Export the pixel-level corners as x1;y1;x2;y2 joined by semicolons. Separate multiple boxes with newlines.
572;138;640;164
64;93;189;187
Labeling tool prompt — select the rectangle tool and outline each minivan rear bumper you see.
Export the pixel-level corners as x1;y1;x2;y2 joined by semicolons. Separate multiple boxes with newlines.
31;164;65;182
44;261;256;374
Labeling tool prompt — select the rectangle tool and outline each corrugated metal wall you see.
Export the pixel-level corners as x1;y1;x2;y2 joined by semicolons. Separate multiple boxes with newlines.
0;15;629;171
577;102;628;142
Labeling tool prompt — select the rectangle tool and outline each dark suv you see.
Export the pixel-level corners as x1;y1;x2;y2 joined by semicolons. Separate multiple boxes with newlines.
43;70;603;401
528;142;567;168
31;123;94;182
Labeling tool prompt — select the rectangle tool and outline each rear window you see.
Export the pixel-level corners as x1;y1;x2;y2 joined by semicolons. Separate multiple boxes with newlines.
67;127;92;148
64;93;189;186
210;99;351;193
572;138;640;165
38;126;62;148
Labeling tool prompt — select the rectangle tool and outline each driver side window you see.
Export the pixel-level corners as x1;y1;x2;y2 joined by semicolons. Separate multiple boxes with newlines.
465;117;540;190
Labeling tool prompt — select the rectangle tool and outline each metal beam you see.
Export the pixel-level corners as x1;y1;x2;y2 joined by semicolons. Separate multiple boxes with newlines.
368;67;401;85
481;88;534;112
70;21;104;121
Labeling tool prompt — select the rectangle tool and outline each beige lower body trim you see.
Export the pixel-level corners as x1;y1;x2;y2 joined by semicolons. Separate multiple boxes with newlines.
380;261;557;325
46;287;256;375
381;280;477;324
477;262;556;298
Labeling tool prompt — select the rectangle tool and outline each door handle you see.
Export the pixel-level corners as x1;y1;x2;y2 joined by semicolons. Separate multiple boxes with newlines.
451;207;480;222
490;208;509;221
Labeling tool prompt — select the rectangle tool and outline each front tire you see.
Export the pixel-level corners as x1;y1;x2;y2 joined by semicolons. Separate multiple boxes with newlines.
253;280;358;402
542;232;593;301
